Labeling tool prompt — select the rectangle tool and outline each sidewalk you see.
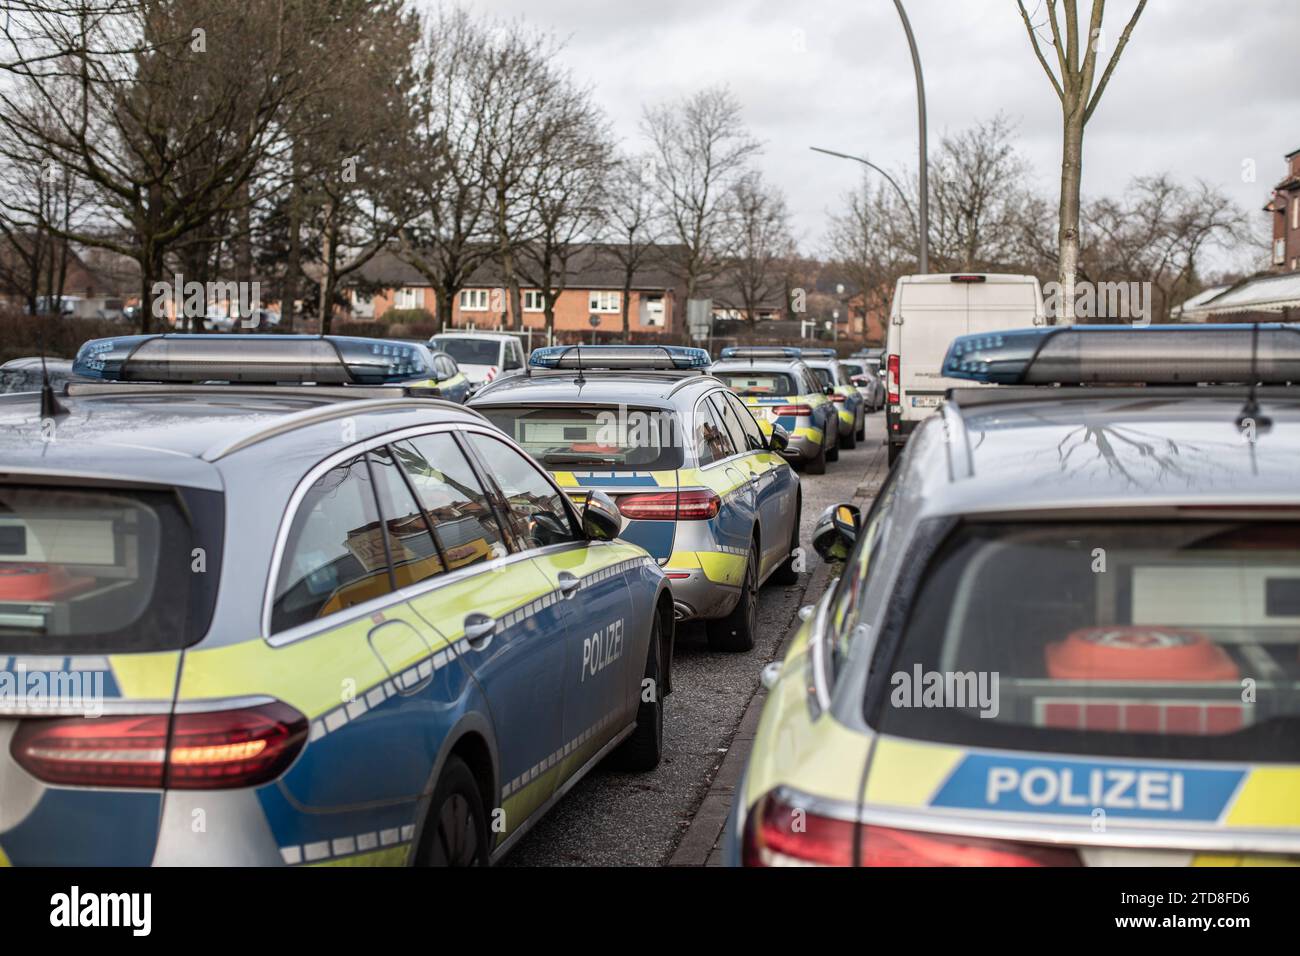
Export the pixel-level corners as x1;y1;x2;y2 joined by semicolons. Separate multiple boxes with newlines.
666;440;889;867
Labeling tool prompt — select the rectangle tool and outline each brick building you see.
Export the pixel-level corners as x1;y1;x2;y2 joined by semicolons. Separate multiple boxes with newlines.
1266;148;1300;272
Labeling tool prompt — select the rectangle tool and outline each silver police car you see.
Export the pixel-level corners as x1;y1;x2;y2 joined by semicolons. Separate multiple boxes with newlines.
469;345;802;652
731;323;1300;866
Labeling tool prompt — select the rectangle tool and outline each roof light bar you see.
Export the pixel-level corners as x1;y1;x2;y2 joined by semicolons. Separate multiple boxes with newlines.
72;334;433;385
527;345;711;371
943;324;1300;386
718;346;802;360
795;348;838;358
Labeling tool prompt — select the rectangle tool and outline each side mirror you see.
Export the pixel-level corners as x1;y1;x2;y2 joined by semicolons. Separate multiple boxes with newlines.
812;503;860;562
823;385;835;396
768;423;790;453
581;490;622;541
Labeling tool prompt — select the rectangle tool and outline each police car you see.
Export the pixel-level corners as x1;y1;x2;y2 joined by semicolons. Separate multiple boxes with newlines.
710;347;839;474
795;348;867;448
469;345;801;652
0;333;672;866
399;342;471;403
729;324;1300;866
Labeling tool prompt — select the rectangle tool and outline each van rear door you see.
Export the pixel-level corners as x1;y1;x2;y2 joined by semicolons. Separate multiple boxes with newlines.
896;276;1044;423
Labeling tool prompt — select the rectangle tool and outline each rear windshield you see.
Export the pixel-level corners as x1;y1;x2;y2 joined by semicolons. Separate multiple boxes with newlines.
842;362;866;377
874;521;1300;762
432;338;499;366
714;371;798;397
809;367;834;388
480;405;684;471
0;485;222;653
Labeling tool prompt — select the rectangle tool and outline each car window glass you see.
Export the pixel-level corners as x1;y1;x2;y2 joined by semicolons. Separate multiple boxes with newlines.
709;393;749;455
466;433;581;550
724;391;767;451
390;434;508;569
501;345;522;370
368;446;449;588
694;399;733;465
273;456;391;633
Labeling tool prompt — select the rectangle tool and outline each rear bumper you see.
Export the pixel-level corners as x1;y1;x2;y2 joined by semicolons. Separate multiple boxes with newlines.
781;427;825;462
662;567;740;621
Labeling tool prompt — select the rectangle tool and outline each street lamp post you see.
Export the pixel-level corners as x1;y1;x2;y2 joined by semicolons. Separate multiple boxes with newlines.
892;0;928;274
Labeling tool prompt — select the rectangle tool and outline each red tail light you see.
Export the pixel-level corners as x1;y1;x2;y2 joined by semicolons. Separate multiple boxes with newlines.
743;789;1079;867
831;393;847;403
617;489;720;521
773;404;813;417
11;702;308;790
887;354;900;404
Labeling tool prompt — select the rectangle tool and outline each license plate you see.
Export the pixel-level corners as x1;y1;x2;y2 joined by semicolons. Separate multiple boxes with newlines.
911;395;940;408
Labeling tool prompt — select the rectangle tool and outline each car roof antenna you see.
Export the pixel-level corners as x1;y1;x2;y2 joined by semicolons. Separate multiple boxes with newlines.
573;344;585;385
37;310;67;421
1234;322;1272;436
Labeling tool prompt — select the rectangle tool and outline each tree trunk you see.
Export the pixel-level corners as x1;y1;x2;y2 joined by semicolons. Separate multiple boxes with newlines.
621;272;633;338
1057;104;1085;325
284;182;302;333
318;201;338;335
436;281;454;335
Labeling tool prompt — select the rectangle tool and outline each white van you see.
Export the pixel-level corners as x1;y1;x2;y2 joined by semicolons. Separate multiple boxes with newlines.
884;273;1046;464
428;331;526;392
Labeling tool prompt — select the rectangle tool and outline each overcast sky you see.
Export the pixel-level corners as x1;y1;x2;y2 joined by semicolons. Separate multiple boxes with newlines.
453;0;1298;274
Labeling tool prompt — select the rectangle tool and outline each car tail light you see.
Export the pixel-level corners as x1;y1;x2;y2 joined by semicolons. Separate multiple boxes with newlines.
11;702;308;790
617;489;720;521
887;354;900;404
742;789;1079;867
831;393;847;403
773;404;813;417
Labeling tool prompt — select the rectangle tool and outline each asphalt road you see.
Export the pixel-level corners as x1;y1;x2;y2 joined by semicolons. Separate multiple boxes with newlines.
504;415;888;866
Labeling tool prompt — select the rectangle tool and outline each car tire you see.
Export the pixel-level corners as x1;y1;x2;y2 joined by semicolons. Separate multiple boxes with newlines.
827;432;840;463
856;414;866;441
887;441;901;467
420;756;489;867
608;614;664;771
805;441;827;475
707;541;758;652
841;423;857;450
769;504;802;586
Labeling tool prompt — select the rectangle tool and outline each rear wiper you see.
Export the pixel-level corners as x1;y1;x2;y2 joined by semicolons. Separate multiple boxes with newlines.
543;452;619;465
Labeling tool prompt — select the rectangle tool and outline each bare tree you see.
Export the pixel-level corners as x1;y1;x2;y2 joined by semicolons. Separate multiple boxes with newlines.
515;99;612;341
715;171;792;324
826;177;915;332
1081;175;1252;321
399;8;495;334
0;0;316;332
642;85;760;303
603;155;662;338
1016;0;1148;322
929;115;1034;271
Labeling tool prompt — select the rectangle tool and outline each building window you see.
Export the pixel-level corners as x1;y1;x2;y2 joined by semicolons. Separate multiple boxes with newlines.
1293;198;1299;231
459;289;489;311
394;288;422;310
589;290;620;313
522;289;545;312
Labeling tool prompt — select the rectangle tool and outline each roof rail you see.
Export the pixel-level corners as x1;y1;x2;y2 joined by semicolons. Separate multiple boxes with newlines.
201;397;481;462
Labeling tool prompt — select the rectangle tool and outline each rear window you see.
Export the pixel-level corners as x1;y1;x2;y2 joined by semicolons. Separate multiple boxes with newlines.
714;371;798;397
0;485;222;653
809;367;834;388
432;338;500;366
873;521;1300;762
480;405;684;471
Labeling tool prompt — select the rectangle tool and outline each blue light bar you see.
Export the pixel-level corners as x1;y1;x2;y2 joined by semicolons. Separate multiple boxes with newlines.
72;334;433;385
943;324;1300;386
718;346;802;360
528;345;711;370
796;348;838;358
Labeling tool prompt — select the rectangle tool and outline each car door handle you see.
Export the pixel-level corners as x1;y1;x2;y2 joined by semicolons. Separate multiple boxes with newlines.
557;571;581;598
463;613;496;650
